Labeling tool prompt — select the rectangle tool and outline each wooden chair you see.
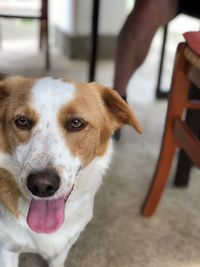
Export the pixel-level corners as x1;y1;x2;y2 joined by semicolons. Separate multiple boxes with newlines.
142;33;200;216
0;0;49;70
156;3;200;99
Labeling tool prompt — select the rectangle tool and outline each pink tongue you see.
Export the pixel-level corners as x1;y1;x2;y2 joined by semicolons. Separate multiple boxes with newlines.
27;197;65;234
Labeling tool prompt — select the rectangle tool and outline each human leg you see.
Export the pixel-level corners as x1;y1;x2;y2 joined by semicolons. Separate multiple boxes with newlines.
113;0;179;97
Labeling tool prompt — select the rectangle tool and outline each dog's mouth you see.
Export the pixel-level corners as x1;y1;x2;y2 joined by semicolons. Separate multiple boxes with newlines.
26;186;74;234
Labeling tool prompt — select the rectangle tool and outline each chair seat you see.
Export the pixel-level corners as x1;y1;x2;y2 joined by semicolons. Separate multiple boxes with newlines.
184;31;200;56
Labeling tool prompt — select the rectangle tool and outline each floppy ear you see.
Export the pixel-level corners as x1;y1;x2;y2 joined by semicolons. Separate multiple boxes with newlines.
0;168;21;218
0;73;11;129
0;72;10;100
0;72;9;80
100;85;142;133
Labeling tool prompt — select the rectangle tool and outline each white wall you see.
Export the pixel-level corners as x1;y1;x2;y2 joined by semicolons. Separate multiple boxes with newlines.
51;0;76;34
51;0;130;36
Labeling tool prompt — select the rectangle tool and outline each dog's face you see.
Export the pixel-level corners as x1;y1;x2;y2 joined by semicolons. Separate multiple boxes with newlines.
0;75;141;233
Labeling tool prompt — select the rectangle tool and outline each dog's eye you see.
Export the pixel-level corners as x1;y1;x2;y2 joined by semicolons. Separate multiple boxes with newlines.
14;116;33;130
65;118;87;132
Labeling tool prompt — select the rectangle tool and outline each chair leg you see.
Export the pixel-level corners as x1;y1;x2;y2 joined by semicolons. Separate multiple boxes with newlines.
40;0;49;70
174;150;191;187
155;25;169;99
40;18;49;70
0;21;2;49
39;20;45;50
142;123;177;216
142;43;190;216
44;19;50;70
88;0;99;82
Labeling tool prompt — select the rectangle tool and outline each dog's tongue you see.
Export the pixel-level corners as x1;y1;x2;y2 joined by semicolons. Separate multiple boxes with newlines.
27;197;65;234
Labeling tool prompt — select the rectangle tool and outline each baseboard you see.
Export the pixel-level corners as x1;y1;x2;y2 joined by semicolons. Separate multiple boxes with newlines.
55;26;117;60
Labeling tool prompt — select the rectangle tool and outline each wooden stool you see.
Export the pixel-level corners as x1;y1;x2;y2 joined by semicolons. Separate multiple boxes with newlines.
142;39;200;216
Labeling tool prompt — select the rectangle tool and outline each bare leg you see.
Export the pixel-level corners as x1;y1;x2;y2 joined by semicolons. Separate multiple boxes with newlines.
113;0;179;96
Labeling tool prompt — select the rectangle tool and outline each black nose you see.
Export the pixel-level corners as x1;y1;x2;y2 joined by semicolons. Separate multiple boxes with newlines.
27;170;60;198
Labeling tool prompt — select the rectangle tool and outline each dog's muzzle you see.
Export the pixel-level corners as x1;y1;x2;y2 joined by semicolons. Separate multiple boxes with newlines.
26;168;74;234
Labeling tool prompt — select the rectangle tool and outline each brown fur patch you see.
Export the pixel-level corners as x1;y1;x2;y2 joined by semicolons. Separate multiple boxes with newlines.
0;168;21;217
59;81;141;166
0;76;38;151
58;82;112;166
0;76;38;217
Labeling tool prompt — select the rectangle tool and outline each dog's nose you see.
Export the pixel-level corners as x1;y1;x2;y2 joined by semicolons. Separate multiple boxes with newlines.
27;170;60;197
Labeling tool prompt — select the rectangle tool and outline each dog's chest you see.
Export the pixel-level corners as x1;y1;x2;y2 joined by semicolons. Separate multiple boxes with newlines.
26;194;94;256
0;191;94;258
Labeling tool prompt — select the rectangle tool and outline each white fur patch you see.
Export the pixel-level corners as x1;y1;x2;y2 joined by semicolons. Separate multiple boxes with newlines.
31;77;76;116
13;78;81;199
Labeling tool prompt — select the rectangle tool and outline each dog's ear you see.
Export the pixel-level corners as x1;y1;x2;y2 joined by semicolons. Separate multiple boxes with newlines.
0;72;9;80
0;73;10;100
92;83;142;133
101;87;142;133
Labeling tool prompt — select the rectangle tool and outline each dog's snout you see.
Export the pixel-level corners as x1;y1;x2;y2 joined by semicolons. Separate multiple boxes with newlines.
27;170;60;197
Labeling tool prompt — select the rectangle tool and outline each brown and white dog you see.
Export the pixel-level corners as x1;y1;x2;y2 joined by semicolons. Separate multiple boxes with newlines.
0;74;141;267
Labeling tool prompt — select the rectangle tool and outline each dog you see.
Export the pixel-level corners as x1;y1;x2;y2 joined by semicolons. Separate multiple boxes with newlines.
0;74;141;267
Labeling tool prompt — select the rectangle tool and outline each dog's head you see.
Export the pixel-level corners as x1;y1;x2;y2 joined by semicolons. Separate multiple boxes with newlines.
0;75;141;233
